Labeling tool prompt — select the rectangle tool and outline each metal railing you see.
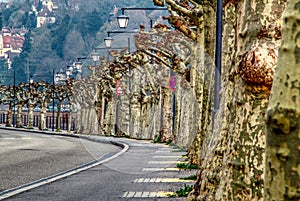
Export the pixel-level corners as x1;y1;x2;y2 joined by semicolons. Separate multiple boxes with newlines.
0;112;76;131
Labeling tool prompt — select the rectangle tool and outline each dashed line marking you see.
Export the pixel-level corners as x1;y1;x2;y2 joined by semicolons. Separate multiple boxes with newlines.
148;160;184;164
157;148;171;150
142;167;180;171
152;155;186;159
134;178;195;183
122;191;175;198
0;138;33;140
155;150;171;153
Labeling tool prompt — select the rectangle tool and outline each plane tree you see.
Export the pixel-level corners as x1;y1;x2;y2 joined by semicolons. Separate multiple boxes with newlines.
153;0;286;200
265;0;300;199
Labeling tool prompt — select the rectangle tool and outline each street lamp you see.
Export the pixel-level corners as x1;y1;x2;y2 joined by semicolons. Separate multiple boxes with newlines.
91;52;100;65
74;61;82;73
117;7;168;29
104;36;114;48
104;30;137;48
65;68;71;79
117;14;129;29
29;76;34;84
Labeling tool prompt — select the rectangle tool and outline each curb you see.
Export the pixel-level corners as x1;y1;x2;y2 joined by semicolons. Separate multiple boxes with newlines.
0;127;129;200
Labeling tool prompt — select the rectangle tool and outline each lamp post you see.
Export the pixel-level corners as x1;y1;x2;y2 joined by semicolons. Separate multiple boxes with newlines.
52;70;55;131
212;0;223;129
13;71;16;127
117;7;168;29
104;30;137;49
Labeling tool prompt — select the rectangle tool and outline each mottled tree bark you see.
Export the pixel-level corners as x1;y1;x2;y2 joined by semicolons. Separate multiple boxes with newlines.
56;100;62;132
39;100;47;130
27;102;34;129
265;0;300;200
16;103;23;128
6;102;13;127
67;99;73;133
188;0;285;200
160;87;173;142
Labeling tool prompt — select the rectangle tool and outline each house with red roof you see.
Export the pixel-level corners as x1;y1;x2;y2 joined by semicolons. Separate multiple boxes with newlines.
0;27;27;68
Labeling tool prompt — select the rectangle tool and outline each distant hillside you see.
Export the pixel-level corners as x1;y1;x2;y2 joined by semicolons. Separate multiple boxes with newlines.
0;0;166;83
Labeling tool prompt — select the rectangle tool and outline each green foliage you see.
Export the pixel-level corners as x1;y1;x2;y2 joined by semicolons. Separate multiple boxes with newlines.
0;61;14;85
180;174;197;181
168;184;194;197
175;184;193;197
2;4;19;26
176;163;199;170
50;14;71;58
154;134;160;143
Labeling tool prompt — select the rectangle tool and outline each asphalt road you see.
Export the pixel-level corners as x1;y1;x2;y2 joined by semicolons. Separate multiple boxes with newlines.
2;136;195;201
0;129;121;194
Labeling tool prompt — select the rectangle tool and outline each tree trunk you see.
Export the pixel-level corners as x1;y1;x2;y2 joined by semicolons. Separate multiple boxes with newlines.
265;0;300;199
102;98;112;135
129;92;141;138
160;87;173;142
67;102;72;133
16;103;23;128
74;102;81;133
117;94;130;136
56;100;62;132
6;102;13;127
88;105;99;134
39;101;47;130
99;96;105;134
27;101;34;129
188;0;285;200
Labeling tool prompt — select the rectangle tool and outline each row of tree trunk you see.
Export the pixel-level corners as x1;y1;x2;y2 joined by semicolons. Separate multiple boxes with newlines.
74;0;300;199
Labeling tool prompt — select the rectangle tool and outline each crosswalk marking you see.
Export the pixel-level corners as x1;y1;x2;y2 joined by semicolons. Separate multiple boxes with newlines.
142;167;180;171
122;191;175;198
157;148;171;150
155;150;171;153
152;155;186;158
122;146;192;199
148;160;185;164
134;178;195;183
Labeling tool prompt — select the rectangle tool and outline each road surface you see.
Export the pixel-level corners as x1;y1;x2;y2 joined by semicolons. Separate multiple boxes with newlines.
0;130;195;200
0;129;121;193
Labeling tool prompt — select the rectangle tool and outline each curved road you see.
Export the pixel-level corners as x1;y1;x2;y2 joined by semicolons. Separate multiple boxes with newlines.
0;129;121;193
1;134;194;201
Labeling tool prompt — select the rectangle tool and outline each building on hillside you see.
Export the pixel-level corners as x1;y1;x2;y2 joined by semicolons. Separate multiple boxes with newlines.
0;1;11;10
36;6;56;28
0;27;27;69
42;0;53;11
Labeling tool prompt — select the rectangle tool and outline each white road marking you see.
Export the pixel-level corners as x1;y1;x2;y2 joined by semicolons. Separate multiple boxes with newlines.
148;160;184;164
122;191;174;198
134;178;195;183
0;141;129;200
0;137;33;140
152;155;185;158
142;167;180;171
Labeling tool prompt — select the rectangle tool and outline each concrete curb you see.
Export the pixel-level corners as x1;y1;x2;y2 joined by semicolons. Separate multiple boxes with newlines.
0;127;129;200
